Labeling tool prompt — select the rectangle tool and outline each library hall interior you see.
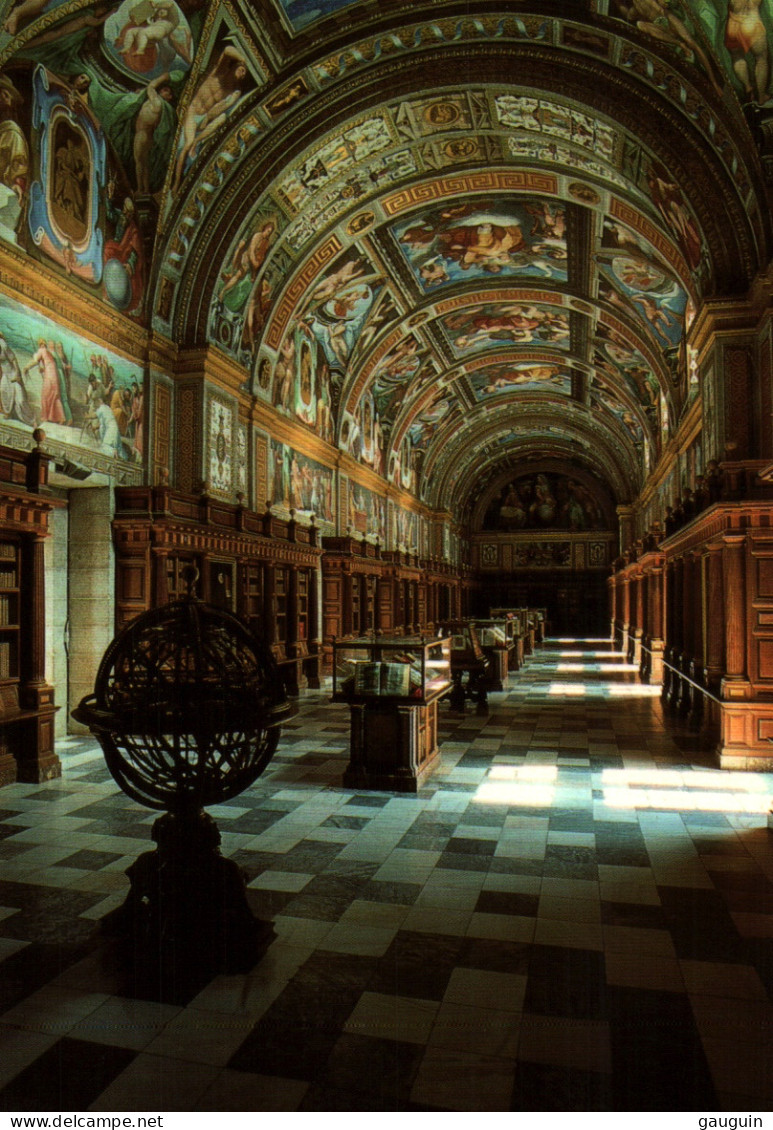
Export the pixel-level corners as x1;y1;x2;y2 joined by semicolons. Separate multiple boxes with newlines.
3;0;773;1114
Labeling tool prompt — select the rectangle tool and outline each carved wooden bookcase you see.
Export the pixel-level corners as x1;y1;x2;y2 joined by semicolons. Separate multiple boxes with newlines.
112;486;322;695
0;444;61;786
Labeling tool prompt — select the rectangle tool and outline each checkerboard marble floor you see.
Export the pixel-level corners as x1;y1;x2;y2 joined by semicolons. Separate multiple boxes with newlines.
0;639;772;1112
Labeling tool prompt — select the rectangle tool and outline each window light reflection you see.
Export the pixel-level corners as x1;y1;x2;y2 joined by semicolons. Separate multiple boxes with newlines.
556;662;639;673
475;782;555;806
485;765;559;782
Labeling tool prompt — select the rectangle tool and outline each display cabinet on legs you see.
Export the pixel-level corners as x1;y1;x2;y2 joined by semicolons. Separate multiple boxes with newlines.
332;636;451;791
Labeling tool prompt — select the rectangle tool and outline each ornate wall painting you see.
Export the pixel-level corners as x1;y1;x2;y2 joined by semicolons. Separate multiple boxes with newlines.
171;31;259;196
207;394;233;495
494;94;616;162
440;302;571;358
609;0;724;91
103;0;193;83
594;325;661;428
0;292;143;463
340;388;384;475
273;0;360;33
643;159;703;274
598;218;689;349
512;542;572;568
267;437;335;523
685;0;773;106
298;248;384;374
395;505;418;552
270;323;336;444
1;0;70;37
590;377;646;446
392;197;568;293
482;471;610;533
469;360;572;400
214;212;278;329
29;65;106;284
0;70;30;245
348;479;386;541
276;111;394;216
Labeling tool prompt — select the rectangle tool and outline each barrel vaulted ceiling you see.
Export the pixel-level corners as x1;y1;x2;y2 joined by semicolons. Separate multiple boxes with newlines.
2;0;771;522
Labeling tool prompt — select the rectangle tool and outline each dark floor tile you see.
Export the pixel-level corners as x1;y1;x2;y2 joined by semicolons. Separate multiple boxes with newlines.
606;986;717;1111
459;807;508;827
53;849;124;871
488;857;544;877
346;795;391;808
0;1037;136;1111
595;844;651;867
524;944;608;1019
457;936;531;976
436;852;491;872
277;893;354;922
322;814;371;830
359;880;423;905
397;832;450;851
474;890;539;917
706;869;773;895
225;810;287;835
294;950;380;995
444;837;497;857
511;1060;613;1111
0;940;98;1011
369;930;464;1000
658;886;745;961
228;1016;338;1081
691;836;750;856
548;813;596;833
274;841;344;874
318;1033;423;1107
741;936;773;998
599;901;668;930
542;845;597;880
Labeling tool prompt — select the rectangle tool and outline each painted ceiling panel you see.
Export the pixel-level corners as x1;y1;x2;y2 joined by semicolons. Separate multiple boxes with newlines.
0;0;769;523
391;197;569;291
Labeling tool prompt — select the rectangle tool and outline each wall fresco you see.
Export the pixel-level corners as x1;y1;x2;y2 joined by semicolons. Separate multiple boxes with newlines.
0;292;143;463
348;479;386;541
610;0;723;85
267;436;335;523
598;217;689;350
482;471;609;532
271;322;335;443
687;0;773;106
273;0;360;33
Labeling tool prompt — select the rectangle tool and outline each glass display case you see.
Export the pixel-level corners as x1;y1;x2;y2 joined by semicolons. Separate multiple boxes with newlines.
490;607;532;664
437;620;489;713
472;617;516;689
333;636;451;705
332;636;451;792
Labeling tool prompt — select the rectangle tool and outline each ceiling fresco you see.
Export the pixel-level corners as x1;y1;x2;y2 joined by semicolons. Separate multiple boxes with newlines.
391;198;569;290
0;0;770;524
